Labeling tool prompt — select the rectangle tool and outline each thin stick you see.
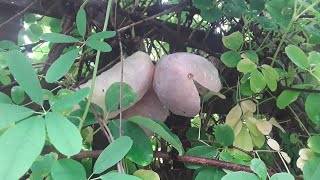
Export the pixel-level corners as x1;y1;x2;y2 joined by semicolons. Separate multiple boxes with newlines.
0;0;38;28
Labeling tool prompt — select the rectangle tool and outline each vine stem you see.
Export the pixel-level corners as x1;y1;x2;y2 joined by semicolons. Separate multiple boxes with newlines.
80;0;113;130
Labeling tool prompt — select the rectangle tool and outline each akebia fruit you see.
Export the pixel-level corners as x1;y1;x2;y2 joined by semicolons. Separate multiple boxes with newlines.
153;52;222;117
123;88;169;122
80;51;154;118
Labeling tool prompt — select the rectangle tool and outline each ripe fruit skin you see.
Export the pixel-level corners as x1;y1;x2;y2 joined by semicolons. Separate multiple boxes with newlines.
153;52;221;117
80;51;154;118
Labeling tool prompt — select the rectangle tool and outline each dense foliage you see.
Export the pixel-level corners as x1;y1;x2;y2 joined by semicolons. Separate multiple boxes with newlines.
0;0;320;179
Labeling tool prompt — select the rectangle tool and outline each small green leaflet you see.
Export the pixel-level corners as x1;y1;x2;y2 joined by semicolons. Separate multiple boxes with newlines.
76;8;87;37
221;50;241;68
51;87;89;112
45;48;80;83
184;146;217;169
105;82;139;112
0;103;34;128
270;173;294;180
250;69;266;93
261;68;277;91
51;159;86;180
5;50;43;105
133;170;160;180
222;31;243;51
237;59;256;73
250;158;267;180
109;120;153;166
0;92;12;104
129;116;184;155
85;39;112;52
215;124;234;146
101;172;141;180
88;31;116;40
40;33;80;43
308;136;320;154
276;90;300;109
93;136;133;174
305;94;320;124
11;86;25;104
221;171;260;180
285;45;309;69
45;112;82;156
0;116;46;180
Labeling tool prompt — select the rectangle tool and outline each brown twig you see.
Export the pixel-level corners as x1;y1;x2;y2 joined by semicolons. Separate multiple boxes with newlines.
70;150;266;175
117;4;184;32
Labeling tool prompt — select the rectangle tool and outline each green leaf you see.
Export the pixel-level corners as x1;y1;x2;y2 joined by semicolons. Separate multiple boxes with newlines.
0;116;46;180
200;7;223;22
243;50;259;63
222;171;260;180
308;51;320;65
221;50;241;68
11;86;25;104
93;136;133;174
45;48;80;83
51;159;86;180
250;158;267;180
265;0;294;27
308;136;320;153
250;0;265;14
184;146;217;169
250;69;266;93
303;156;320;180
31;153;57;179
109;120;153;166
29;24;43;37
0;75;11;85
40;33;80;43
276;90;300;109
129;116;184;155
237;59;257;73
45;112;82;156
133;170;160;180
222;31;243;51
193;0;215;9
305;94;320;124
5;50;43;105
261;68;277;91
101;172;141;180
0;103;34;128
105;82;139;113
76;8;86;37
88;31;116;40
270;173;294;180
51;87;89;112
261;64;279;80
85;39;112;52
0;92;12;104
195;167;225;180
285;45;309;69
186;127;209;147
215;124;234;146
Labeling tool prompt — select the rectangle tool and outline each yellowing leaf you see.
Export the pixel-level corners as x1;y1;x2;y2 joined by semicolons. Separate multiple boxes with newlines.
299;148;314;160
256;120;273;135
280;151;291;163
269;117;285;133
267;138;280;151
225;104;242;128
234;120;243;136
240;100;256;113
234;125;253;151
296;157;306;170
251;130;265;148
